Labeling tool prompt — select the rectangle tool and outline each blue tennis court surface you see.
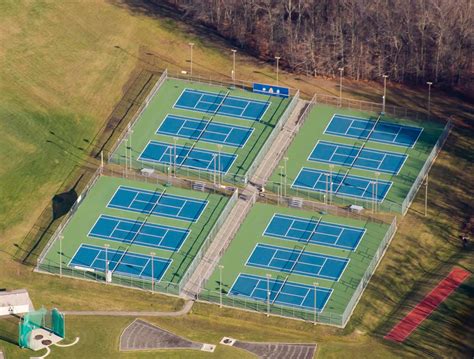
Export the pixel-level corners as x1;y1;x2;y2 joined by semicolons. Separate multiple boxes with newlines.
174;89;269;121
309;140;407;174
293;167;392;202
108;186;208;222
246;244;349;281
264;214;365;251
325;114;423;148
70;244;171;281
88;215;190;252
157;114;253;148
139;141;237;174
229;273;332;312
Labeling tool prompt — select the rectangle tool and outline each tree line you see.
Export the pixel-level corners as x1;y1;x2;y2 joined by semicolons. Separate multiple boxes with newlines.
164;0;472;89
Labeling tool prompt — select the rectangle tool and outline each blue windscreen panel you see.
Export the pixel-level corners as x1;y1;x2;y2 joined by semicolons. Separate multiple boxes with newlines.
252;83;290;98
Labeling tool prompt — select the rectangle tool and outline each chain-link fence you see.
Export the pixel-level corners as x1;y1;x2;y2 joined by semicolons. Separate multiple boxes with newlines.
262;93;453;214
35;164;238;297
107;69;301;187
198;214;397;328
400;120;453;214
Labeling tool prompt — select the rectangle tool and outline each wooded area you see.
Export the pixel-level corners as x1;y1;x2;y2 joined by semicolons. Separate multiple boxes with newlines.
165;0;472;89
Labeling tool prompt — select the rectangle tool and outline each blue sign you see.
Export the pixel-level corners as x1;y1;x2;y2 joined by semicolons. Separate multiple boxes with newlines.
253;83;290;98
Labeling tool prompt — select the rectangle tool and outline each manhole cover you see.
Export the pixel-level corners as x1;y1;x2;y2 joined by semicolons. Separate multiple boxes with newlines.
223;339;232;344
41;340;52;346
34;335;44;340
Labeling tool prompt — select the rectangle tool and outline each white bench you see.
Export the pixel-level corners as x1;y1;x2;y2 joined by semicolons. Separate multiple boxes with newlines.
349;204;364;213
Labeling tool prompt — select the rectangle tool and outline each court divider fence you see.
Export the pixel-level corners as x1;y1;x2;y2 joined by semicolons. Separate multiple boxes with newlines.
107;69;301;187
35;165;239;297
197;212;398;328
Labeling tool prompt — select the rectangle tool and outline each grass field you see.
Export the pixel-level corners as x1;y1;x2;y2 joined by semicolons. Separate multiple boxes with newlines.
267;105;446;213
38;175;229;291
110;77;291;183
202;203;392;324
0;0;473;358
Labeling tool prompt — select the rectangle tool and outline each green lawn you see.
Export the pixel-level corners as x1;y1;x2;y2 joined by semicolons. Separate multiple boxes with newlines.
202;203;392;325
110;77;291;183
38;175;229;292
267;105;446;213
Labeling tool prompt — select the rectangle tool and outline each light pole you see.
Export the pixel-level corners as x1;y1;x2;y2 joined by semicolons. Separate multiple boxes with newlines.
124;138;128;172
231;49;237;85
427;81;433;118
266;274;272;317
313;282;319;325
283;156;288;196
329;164;334;204
59;235;63;278
173;137;178;177
129;128;134;170
382;74;388;114
218;265;224;308
217;144;223;185
338;67;344;106
104;244;110;283
150;252;155;293
279;165;284;203
188;42;195;76
425;174;429;216
374;172;380;212
275;56;281;85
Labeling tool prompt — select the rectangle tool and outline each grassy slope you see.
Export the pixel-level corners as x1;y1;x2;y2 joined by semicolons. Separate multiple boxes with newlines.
0;0;472;358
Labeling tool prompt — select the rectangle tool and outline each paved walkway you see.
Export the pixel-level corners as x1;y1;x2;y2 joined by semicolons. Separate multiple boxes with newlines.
181;99;306;299
251;100;306;186
63;300;194;317
181;186;257;298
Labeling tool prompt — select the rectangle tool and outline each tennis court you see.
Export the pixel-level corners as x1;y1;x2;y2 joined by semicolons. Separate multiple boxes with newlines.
246;243;349;281
292;167;392;202
156;114;254;148
229;273;333;312
324;114;423;148
309;140;408;174
69;244;171;281
138;141;237;174
174;89;269;121
264;214;366;251
88;214;190;252
107;186;208;222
